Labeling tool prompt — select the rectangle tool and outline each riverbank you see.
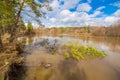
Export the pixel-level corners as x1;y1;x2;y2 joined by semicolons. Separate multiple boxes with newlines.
0;33;26;74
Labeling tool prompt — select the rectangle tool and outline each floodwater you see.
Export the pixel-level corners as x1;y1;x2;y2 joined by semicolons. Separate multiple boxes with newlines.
2;35;120;80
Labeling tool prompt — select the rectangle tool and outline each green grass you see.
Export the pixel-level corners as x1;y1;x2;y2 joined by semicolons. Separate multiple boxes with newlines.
63;42;107;60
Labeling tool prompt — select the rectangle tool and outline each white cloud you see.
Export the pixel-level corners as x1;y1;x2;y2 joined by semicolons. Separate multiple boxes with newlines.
105;16;120;24
49;18;56;23
87;18;105;26
102;9;120;25
96;6;105;11
111;1;120;8
114;9;120;17
61;0;80;9
77;3;92;12
50;0;59;9
39;0;120;27
87;0;92;3
47;0;80;21
59;10;72;17
90;11;103;17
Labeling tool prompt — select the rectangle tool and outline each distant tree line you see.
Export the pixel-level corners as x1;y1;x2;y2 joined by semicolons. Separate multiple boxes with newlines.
92;21;120;37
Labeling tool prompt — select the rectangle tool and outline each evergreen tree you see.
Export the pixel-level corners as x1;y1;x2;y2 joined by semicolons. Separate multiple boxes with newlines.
0;0;51;47
27;21;33;33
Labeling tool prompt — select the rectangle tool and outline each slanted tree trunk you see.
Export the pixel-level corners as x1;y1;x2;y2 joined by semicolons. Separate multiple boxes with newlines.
0;29;3;50
10;0;25;42
0;33;2;47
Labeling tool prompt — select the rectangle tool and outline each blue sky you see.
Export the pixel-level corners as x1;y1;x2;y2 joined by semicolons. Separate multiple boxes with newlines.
25;0;120;27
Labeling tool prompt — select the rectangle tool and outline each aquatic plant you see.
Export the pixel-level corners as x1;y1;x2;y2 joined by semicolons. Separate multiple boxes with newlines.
87;46;107;57
39;39;58;54
64;53;70;59
63;42;107;60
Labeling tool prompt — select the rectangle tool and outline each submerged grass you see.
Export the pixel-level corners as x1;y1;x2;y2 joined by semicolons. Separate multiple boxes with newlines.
38;38;107;60
63;42;107;60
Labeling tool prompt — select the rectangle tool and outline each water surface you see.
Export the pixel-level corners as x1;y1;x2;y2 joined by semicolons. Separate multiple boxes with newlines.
3;36;120;80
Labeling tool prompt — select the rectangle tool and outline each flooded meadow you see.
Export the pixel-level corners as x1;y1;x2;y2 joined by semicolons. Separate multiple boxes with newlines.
1;35;120;80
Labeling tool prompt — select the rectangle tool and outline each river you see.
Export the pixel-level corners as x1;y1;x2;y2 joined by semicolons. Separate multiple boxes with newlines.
1;35;120;80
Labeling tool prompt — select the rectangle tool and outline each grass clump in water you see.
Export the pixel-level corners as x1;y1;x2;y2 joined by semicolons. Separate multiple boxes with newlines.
63;42;107;60
64;53;70;59
88;46;107;57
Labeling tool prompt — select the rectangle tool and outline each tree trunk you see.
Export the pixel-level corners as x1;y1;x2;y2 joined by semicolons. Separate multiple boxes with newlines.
0;30;3;50
10;0;25;42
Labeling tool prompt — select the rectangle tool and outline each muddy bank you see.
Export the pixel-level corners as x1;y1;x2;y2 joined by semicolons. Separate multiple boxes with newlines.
0;34;26;76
